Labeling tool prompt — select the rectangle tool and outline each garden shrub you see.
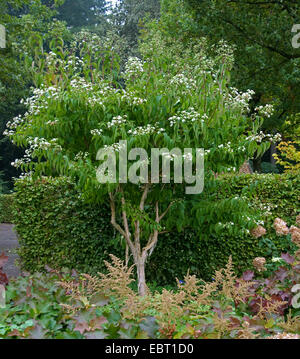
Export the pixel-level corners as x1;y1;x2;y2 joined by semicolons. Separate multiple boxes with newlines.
13;173;300;284
0;194;15;223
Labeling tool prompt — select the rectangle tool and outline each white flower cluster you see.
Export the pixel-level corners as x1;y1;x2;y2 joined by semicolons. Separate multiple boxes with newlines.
214;40;235;65
5;114;23;130
123;57;145;80
254;104;274;118
159;151;193;163
246;131;282;143
225;88;255;113
4;86;61;138
69;77;119;108
253;202;278;216
70;77;94;92
168;108;206;127
218;222;236;228
120;89;147;106
64;56;84;73
11;137;62;168
90;129;103;136
45;51;64;68
18;172;33;180
45;50;85;74
103;142;127;153
217;142;246;154
71;30;103;53
107;115;127;128
170;74;197;91
11;158;30;168
27;137;60;150
128;124;157;136
74;152;89;161
46;120;59;126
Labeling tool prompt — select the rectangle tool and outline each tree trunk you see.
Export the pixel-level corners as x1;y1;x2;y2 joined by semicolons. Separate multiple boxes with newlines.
136;255;147;296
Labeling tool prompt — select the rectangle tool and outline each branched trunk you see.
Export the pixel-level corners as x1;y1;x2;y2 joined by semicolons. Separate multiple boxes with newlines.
109;186;172;296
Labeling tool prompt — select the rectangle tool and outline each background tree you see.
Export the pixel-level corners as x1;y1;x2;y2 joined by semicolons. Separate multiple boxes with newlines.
51;0;108;30
184;0;300;170
110;0;160;55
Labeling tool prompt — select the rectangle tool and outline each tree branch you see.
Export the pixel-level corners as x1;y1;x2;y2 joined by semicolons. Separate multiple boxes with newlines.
109;192;135;257
140;183;150;211
142;201;173;256
220;17;300;60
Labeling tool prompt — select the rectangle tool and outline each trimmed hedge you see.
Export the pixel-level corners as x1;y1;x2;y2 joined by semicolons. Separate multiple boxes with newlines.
13;178;123;274
13;174;300;284
0;194;15;223
157;173;300;283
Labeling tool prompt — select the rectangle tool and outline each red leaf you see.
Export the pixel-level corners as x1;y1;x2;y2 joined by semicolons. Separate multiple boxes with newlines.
0;252;8;268
281;253;295;265
275;267;289;282
242;270;255;281
0;271;8;286
74;320;90;334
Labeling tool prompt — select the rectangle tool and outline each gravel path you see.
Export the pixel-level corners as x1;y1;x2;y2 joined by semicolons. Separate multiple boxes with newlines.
0;224;20;278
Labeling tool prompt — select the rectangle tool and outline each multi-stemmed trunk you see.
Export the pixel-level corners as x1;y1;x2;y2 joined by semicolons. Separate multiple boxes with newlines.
109;185;171;296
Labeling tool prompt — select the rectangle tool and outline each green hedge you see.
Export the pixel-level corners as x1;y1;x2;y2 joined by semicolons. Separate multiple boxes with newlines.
13;177;123;274
151;173;300;283
0;194;15;223
13;174;300;284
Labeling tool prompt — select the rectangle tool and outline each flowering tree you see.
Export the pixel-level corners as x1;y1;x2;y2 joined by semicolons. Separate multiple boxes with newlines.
6;32;275;295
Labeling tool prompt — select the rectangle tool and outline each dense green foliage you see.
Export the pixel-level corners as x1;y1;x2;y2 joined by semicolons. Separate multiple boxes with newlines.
0;194;14;223
13;174;299;284
185;0;300;132
111;0;160;53
192;173;300;280
13;177;123;274
54;0;107;29
0;271;79;339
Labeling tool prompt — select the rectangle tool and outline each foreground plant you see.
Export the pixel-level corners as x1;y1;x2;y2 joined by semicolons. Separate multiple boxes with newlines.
1;216;299;339
59;249;300;339
57;217;300;339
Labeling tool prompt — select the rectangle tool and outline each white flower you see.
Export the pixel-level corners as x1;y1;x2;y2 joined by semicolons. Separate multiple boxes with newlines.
272;257;283;263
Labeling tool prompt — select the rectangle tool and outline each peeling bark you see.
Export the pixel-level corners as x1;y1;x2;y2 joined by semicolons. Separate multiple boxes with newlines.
108;185;172;296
